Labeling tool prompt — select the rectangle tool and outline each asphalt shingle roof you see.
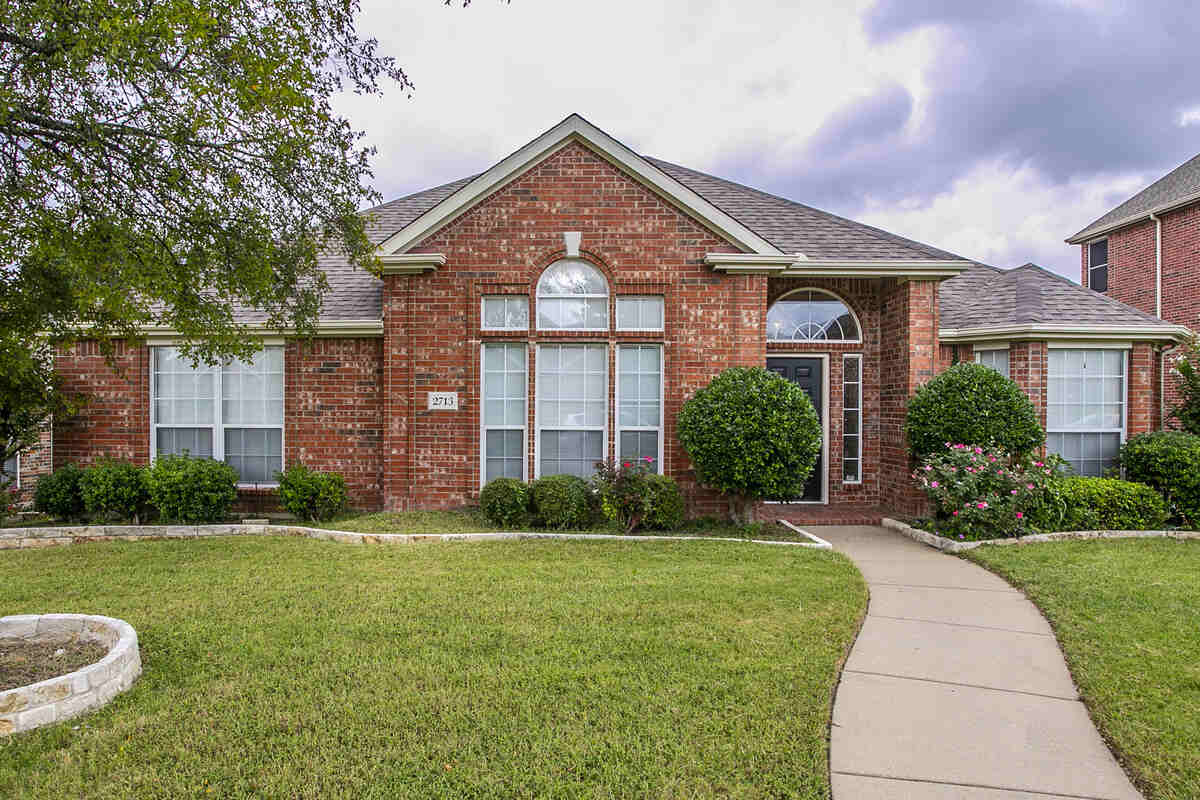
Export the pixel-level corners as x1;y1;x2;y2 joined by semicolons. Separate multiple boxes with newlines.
1070;152;1200;242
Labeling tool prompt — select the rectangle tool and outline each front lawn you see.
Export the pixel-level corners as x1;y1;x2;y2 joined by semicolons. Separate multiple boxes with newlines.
0;537;865;798
967;540;1200;800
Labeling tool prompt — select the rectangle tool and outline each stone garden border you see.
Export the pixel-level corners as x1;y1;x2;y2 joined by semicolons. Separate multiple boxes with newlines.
0;614;141;735
0;521;833;550
882;517;1200;553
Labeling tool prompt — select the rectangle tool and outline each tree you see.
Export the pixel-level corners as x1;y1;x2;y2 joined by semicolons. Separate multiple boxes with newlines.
0;335;78;491
677;367;821;524
905;362;1044;461
1169;336;1200;435
0;0;432;364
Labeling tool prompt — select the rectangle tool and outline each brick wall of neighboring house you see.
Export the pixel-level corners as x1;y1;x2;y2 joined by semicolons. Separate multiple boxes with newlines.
9;425;52;507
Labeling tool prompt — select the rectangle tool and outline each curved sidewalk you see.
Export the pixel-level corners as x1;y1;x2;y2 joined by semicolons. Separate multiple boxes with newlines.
814;525;1142;800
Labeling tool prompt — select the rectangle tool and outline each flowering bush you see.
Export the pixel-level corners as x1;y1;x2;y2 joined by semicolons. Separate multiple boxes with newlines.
913;443;1058;540
592;458;684;533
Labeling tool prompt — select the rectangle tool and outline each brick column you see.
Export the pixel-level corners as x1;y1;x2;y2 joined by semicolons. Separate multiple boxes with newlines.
381;275;412;510
1009;342;1048;432
879;279;939;515
1128;342;1159;435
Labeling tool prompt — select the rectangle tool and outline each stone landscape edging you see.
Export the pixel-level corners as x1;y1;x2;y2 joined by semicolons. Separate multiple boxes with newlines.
0;522;833;550
0;614;141;736
881;517;1200;553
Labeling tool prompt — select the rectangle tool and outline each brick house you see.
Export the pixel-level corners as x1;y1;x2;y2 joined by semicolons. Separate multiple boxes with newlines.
1067;151;1200;420
10;115;1188;521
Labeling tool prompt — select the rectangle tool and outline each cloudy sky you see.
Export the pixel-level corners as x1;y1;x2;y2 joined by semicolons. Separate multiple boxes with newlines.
335;0;1200;281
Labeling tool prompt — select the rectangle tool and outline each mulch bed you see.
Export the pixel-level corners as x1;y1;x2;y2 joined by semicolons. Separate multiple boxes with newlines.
0;639;108;691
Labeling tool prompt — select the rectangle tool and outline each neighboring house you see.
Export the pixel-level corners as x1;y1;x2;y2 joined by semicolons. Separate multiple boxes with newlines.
19;115;1189;521
1067;152;1200;420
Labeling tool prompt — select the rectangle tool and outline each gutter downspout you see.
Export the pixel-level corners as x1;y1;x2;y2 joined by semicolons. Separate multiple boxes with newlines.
1150;212;1163;318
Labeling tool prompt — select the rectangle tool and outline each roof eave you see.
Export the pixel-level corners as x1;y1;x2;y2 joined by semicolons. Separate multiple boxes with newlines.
939;323;1190;344
1066;189;1200;243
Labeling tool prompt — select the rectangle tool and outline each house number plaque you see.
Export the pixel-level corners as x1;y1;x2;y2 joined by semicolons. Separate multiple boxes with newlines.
427;392;459;411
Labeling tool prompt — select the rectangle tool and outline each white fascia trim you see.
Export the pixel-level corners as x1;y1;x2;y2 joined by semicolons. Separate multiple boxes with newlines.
939;323;1191;344
376;114;782;257
777;259;972;279
379;253;447;275
703;253;797;274
140;319;384;340
1066;189;1200;244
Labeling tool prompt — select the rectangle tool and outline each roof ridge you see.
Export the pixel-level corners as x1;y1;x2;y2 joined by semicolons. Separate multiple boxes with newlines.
1070;150;1200;240
643;155;966;261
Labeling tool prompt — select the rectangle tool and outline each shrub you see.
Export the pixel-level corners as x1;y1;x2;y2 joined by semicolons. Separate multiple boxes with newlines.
80;459;151;522
905;363;1044;461
913;443;1058;540
1051;476;1167;531
641;473;685;531
479;477;530;527
530;474;593;530
277;463;348;522
1168;336;1200;434
33;463;85;521
145;455;238;523
677;367;821;523
1120;431;1200;526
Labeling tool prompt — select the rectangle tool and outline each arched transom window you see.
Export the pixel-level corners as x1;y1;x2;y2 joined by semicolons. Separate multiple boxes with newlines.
767;289;861;342
537;259;609;330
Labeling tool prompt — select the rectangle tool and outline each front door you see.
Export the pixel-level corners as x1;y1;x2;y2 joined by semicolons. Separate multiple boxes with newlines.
767;357;824;501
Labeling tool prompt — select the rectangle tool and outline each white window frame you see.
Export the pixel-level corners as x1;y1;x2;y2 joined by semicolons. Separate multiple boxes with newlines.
533;342;609;478
2;452;18;490
615;344;664;473
149;345;286;487
479;342;528;487
480;295;530;331
974;344;1011;378
615;296;665;332
1046;344;1127;476
1087;238;1109;291
535;260;610;332
842;353;862;485
767;287;863;343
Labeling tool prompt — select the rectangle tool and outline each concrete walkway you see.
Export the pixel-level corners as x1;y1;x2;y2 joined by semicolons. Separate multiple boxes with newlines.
813;525;1143;800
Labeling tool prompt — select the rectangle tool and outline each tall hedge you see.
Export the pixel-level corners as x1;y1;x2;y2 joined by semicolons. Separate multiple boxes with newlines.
906;362;1043;460
1120;431;1200;526
677;367;821;522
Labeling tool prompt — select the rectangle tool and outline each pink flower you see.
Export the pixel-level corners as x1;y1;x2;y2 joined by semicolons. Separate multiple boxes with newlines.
974;447;983;454
1010;489;1018;495
952;510;959;516
976;502;988;509
643;456;654;463
1034;461;1044;467
924;465;933;471
930;481;939;488
1015;512;1024;519
1026;483;1034;489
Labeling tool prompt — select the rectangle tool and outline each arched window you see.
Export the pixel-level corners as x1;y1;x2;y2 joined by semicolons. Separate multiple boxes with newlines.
767;289;861;342
537;259;609;330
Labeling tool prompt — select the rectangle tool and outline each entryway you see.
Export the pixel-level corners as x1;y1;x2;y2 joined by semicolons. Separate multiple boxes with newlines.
766;356;825;502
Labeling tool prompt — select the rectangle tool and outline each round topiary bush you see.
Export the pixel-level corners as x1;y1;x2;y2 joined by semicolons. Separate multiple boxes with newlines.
144;455;238;523
677;367;821;522
530;474;592;530
1120;431;1200;526
479;477;530;527
80;459;151;523
641;473;685;531
33;463;86;521
906;362;1044;460
277;463;348;522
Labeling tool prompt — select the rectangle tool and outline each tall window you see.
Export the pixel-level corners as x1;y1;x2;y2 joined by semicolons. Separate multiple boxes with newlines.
152;346;284;483
768;289;860;341
1047;348;1125;476
975;347;1010;378
482;343;527;483
537;344;607;477
617;344;662;470
1088;239;1108;293
2;452;17;489
842;355;862;483
537;259;609;330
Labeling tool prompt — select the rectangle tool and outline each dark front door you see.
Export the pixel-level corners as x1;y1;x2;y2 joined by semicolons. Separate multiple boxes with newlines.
767;357;823;501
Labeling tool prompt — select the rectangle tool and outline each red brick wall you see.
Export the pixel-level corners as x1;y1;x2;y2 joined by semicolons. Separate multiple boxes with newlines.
11;425;52;506
53;340;151;467
1129;342;1161;435
1008;342;1048;431
381;141;762;514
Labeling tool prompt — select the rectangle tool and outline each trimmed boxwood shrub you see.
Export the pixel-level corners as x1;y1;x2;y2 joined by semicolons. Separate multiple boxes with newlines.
33;463;85;521
277;463;348;522
530;474;592;530
677;367;821;523
1051;476;1167;532
641;473;685;531
80;459;151;523
479;477;530;527
145;455;238;523
1120;431;1200;526
906;362;1044;460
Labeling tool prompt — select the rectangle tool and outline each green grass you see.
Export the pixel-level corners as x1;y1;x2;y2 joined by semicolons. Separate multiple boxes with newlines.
0;537;866;799
966;539;1200;800
315;509;815;541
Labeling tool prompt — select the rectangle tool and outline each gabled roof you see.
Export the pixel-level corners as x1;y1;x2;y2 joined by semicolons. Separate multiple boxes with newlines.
939;263;1188;341
1068;152;1200;243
